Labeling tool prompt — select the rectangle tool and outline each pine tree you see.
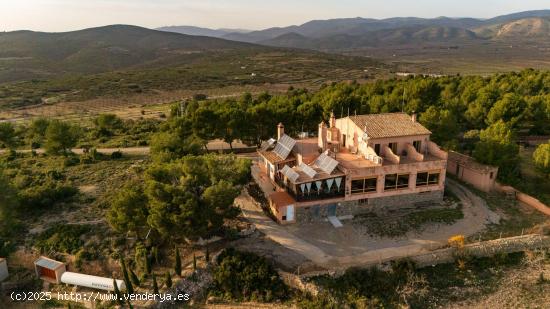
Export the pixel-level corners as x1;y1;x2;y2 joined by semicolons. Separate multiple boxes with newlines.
174;246;182;277
129;268;140;287
152;274;160;295
120;258;134;295
165;271;172;288
152;246;159;265
145;254;152;274
193;253;197;272
113;279;124;306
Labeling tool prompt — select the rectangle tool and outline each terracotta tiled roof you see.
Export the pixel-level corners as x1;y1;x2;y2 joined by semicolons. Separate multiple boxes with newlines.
269;191;295;209
349;113;431;139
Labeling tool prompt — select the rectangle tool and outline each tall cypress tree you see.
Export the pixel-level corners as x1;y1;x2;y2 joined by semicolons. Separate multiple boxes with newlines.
174;247;182;277
193;253;197;272
165;271;172;288
129;268;140;287
205;246;210;263
113;279;124;306
120;258;134;294
152;273;160;295
145;254;152;274
152;246;159;265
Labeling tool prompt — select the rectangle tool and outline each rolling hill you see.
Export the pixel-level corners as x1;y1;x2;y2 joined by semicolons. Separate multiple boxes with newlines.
261;26;482;50
0;24;256;80
494;17;550;38
0;24;386;109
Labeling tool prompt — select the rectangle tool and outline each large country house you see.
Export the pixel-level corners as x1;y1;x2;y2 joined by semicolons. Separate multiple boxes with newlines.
258;112;448;224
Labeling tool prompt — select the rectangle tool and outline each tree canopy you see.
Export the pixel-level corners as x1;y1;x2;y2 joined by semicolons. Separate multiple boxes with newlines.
44;120;80;155
165;69;550;182
533;143;550;176
0;122;17;149
107;154;251;240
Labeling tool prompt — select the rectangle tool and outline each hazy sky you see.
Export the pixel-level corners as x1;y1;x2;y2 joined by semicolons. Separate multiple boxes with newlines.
1;0;549;32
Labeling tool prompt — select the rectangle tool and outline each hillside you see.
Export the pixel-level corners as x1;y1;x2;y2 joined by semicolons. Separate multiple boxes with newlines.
155;26;250;38
0;25;255;82
495;17;550;38
0;25;387;109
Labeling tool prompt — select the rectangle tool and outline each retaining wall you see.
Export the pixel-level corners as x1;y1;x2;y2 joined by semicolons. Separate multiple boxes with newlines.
284;234;550;295
295;190;444;223
495;183;550;216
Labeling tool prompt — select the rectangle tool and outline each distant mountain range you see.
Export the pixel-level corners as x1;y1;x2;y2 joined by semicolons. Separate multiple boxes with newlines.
157;10;550;50
155;26;250;38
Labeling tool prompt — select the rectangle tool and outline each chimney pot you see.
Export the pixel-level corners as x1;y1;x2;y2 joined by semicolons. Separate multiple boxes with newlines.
277;123;285;140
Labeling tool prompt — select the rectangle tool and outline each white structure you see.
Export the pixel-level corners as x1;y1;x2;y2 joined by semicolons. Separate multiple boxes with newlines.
34;256;66;284
0;258;8;282
61;272;125;291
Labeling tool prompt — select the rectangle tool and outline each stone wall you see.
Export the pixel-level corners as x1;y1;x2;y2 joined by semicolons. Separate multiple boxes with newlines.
366;190;443;212
290;234;550;292
295;190;444;222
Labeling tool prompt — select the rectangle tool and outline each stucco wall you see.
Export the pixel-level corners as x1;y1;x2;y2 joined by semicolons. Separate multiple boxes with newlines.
447;154;497;193
334;117;431;156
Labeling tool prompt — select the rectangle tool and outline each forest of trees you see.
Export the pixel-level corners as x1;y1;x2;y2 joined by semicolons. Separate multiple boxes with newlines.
157;69;550;183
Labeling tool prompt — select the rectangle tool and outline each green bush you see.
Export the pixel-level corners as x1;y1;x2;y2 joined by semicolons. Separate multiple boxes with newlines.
0;239;15;257
34;225;91;254
63;156;80;167
19;182;78;211
212;248;288;302
111;151;123;159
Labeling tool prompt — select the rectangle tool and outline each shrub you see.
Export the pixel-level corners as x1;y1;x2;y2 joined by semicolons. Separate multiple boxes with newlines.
34;225;91;254
533;143;550;176
0;239;15;257
448;235;465;249
19;182;78;211
111;151;123;159
63;156;80;167
211;248;288;302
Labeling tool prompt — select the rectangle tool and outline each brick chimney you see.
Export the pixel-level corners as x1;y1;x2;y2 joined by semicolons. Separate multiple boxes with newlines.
329;111;336;128
411;112;417;123
277;123;285;140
